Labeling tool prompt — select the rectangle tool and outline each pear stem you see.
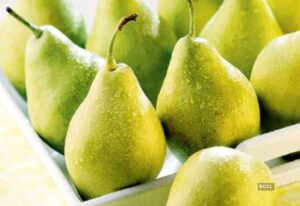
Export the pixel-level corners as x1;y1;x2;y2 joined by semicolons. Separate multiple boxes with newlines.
106;14;138;71
186;0;196;37
6;7;43;38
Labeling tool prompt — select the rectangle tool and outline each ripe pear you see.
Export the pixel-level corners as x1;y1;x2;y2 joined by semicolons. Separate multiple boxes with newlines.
200;0;282;78
0;0;86;98
167;147;276;206
159;0;223;39
6;8;104;153
268;0;300;33
65;14;166;200
156;0;260;162
251;31;300;132
86;0;176;104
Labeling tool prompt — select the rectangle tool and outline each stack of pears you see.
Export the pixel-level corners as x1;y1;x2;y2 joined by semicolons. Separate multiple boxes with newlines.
86;0;176;103
3;0;300;202
200;0;282;78
65;14;166;199
0;0;86;98
6;8;104;153
157;0;260;162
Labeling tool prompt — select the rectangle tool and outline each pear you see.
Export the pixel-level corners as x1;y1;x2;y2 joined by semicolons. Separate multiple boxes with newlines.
251;31;300;132
200;0;282;78
0;0;86;98
159;0;223;39
156;0;260;162
86;0;176;104
167;147;276;206
268;0;300;34
6;8;104;153
65;14;166;200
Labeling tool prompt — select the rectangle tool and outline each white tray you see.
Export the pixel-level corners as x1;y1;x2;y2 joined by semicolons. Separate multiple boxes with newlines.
1;69;299;206
0;70;181;206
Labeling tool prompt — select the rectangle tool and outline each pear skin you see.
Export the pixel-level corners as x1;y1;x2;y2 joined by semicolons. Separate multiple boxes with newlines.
0;0;86;98
200;0;282;78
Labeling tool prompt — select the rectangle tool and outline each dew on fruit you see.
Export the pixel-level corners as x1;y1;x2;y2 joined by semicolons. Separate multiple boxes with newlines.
196;82;202;90
190;98;195;105
200;101;205;109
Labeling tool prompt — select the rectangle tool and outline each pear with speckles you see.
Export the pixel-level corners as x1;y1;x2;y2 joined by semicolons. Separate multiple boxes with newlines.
65;14;166;200
200;0;282;78
6;8;104;154
0;0;86;98
156;0;260;162
167;147;276;206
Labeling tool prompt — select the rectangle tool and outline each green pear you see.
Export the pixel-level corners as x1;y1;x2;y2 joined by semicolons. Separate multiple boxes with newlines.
268;0;300;33
86;0;176;104
200;0;282;78
0;0;86;98
156;0;260;162
6;8;104;153
159;0;223;39
251;31;300;132
65;14;166;200
167;147;276;206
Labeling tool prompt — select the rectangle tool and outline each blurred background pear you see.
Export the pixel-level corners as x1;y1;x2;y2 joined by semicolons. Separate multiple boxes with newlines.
158;0;223;39
0;0;87;98
86;0;176;104
200;0;282;78
251;31;300;133
268;0;300;33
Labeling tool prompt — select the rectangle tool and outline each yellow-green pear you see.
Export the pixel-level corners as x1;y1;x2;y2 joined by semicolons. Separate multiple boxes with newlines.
6;8;104;153
86;0;176;104
65;14;166;200
167;147;276;206
156;0;260;162
0;0;86;98
268;0;300;33
251;31;300;132
159;0;223;39
200;0;282;78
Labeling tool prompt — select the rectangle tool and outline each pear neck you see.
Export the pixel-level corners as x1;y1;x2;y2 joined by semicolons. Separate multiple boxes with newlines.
187;0;196;37
106;14;138;72
6;7;43;38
